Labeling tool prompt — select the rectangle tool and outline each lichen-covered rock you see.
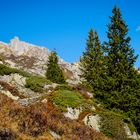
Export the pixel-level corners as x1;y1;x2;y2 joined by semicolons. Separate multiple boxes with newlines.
41;98;48;103
64;107;82;120
44;83;58;90
124;123;140;140
91;105;96;111
18;96;41;106
83;114;100;132
86;92;93;98
0;90;19;101
0;74;41;98
0;74;26;87
5;60;16;67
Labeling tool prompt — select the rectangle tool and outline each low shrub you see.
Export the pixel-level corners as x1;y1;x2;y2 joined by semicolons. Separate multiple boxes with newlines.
125;138;136;140
54;84;73;91
99;111;127;140
25;76;51;92
0;128;17;140
0;64;30;77
111;108;137;133
17;69;31;77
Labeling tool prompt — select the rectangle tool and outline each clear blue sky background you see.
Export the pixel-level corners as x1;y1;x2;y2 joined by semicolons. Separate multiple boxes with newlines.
0;0;140;67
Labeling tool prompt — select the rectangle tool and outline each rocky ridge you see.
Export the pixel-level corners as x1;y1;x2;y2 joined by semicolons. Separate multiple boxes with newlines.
0;37;80;84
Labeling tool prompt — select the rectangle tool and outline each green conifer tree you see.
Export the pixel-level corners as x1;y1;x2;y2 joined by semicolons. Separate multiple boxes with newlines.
46;51;66;84
103;6;138;109
80;29;105;92
102;6;140;133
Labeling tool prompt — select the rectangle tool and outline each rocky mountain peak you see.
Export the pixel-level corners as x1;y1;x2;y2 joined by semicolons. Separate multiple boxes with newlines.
9;36;36;56
12;36;20;41
0;37;81;84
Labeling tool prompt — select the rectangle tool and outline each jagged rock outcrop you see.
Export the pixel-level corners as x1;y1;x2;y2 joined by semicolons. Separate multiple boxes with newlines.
0;37;81;84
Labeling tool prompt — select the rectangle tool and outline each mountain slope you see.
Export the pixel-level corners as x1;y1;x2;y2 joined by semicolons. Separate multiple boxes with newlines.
0;37;80;84
0;63;139;140
0;38;140;140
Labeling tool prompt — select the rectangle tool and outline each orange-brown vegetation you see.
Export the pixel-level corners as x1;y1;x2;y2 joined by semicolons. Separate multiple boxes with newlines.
0;94;111;140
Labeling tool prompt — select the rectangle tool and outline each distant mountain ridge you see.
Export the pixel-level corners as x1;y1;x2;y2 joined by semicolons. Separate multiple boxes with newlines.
0;37;80;84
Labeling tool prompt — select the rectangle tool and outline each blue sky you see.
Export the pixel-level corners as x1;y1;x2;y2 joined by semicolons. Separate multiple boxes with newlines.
0;0;140;67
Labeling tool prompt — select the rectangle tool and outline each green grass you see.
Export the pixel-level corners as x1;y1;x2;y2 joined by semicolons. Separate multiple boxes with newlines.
25;75;51;92
49;90;85;109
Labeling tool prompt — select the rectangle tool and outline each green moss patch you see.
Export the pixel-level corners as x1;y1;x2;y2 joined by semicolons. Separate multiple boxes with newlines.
49;90;85;108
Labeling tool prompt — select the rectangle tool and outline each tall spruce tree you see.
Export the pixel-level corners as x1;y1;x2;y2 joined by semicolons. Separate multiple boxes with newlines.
80;29;105;92
46;51;66;84
102;6;140;133
106;6;137;76
103;6;138;109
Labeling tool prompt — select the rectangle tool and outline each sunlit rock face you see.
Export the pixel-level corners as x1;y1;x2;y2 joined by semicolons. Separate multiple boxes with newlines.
63;107;82;120
83;114;100;132
0;37;81;84
10;36;31;56
9;36;50;59
0;41;11;54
